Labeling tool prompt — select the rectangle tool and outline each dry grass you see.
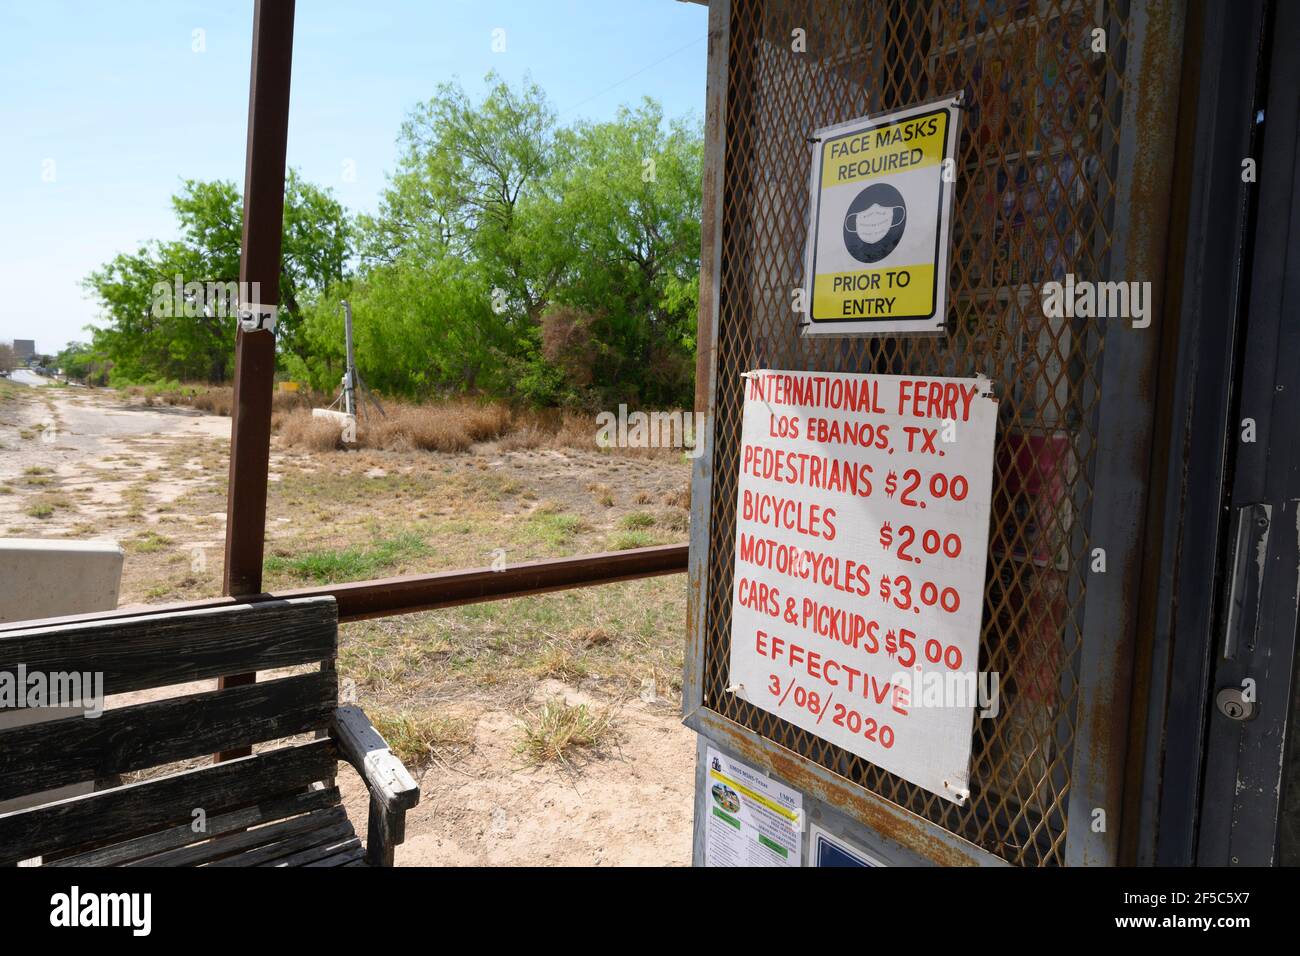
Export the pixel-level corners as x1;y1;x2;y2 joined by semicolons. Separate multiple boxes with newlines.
369;709;474;768
662;485;692;510
24;493;72;519
587;482;615;507
609;530;656;551
190;387;234;416
360;401;512;453
548;411;599;449
656;507;689;533
518;698;617;765
128;383;316;419
273;398;688;460
572;626;613;647
530;645;589;682
127;382;691;461
125;530;173;554
277;409;345;452
9;386;690;765
497;424;549;451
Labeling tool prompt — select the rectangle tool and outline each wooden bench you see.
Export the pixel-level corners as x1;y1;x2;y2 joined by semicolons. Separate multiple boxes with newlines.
0;596;419;867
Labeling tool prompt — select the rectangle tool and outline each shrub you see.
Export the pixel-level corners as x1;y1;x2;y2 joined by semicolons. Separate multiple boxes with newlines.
518;698;616;765
278;409;345;452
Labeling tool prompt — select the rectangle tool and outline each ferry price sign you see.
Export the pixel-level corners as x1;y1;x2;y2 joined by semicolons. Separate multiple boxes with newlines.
728;369;997;803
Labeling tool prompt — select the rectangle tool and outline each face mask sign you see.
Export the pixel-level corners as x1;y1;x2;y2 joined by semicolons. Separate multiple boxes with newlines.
802;93;963;336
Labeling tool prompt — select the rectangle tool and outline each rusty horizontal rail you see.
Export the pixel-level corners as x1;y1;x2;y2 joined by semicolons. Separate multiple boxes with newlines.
0;544;689;633
281;543;689;622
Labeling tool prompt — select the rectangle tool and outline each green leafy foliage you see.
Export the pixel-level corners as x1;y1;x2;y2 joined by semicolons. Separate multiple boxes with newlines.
53;342;110;385
84;173;349;384
84;77;702;407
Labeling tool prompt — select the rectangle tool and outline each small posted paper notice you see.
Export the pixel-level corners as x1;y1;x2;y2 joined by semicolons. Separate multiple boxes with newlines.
703;746;802;867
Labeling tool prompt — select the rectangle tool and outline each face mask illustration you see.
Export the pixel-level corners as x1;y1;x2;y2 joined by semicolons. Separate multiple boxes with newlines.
845;203;906;244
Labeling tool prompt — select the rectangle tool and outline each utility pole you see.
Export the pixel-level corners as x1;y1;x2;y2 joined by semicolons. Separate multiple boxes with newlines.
342;299;357;417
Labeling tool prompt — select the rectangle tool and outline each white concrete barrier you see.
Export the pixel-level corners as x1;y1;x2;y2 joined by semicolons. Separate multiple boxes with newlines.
0;538;124;624
0;538;124;816
312;408;357;443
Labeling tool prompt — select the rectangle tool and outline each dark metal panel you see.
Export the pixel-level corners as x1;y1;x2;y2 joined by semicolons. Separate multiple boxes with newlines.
1132;0;1268;867
1197;0;1300;866
686;0;1188;866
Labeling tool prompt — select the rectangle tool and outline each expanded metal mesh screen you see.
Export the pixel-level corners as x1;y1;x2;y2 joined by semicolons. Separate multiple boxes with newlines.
703;0;1133;866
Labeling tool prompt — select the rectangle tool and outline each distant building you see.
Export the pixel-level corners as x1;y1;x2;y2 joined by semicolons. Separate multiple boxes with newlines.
12;340;35;363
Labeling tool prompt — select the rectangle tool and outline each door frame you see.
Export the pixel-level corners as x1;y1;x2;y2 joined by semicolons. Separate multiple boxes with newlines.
1134;0;1300;866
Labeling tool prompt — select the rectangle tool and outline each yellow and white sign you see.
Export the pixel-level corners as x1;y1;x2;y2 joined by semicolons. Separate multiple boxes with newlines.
802;95;962;336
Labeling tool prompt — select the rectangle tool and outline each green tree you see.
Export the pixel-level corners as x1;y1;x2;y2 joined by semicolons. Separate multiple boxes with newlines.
356;78;702;407
54;342;110;386
288;255;512;399
83;76;704;408
542;100;703;406
341;74;573;402
364;73;567;324
84;172;350;383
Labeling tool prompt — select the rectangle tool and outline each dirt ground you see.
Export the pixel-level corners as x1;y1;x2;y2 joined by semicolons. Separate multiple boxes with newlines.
0;378;696;866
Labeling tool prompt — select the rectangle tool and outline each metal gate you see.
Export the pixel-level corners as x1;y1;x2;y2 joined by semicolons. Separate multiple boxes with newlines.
685;0;1186;866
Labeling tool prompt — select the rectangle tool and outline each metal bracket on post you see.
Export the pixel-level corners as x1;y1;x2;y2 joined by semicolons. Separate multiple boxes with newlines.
1220;502;1271;662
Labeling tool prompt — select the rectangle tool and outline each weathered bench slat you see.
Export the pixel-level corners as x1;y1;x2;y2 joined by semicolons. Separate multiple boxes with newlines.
0;672;336;802
209;817;356;867
0;597;336;702
132;804;349;867
276;835;363;867
0;738;337;865
50;786;342;867
306;843;367;867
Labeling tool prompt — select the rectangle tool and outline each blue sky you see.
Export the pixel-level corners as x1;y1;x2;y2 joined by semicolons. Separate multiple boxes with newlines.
0;0;708;355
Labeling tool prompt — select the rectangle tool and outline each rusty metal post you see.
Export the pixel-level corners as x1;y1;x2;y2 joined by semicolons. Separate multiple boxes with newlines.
217;0;296;760
684;0;731;719
1063;0;1187;866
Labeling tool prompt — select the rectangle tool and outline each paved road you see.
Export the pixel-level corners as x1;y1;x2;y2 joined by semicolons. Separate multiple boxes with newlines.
0;384;229;484
8;369;49;387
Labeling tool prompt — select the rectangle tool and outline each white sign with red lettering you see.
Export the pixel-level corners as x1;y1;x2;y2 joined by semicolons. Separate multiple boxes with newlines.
728;369;997;803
